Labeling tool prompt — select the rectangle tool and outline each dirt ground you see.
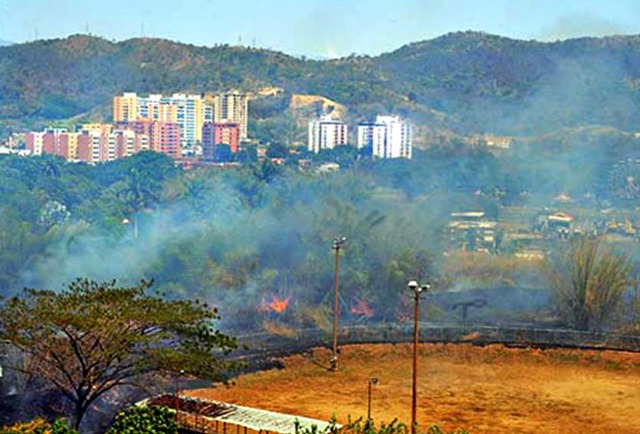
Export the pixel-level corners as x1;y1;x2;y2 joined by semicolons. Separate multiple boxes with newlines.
188;343;640;434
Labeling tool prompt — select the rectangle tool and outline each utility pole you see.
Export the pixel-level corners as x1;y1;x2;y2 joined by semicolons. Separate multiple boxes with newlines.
330;236;346;371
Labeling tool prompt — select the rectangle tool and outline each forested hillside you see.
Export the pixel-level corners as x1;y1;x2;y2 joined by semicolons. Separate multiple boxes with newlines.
3;134;640;328
0;152;446;331
2;31;640;138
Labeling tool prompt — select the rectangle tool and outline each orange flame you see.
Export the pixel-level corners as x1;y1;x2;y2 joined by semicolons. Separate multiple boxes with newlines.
350;299;374;316
258;294;292;314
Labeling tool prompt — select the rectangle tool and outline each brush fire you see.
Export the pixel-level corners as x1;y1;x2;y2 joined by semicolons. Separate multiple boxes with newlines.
350;299;374;317
258;294;292;314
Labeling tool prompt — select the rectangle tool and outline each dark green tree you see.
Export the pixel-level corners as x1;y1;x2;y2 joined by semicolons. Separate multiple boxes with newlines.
213;144;233;163
266;142;289;159
235;144;258;164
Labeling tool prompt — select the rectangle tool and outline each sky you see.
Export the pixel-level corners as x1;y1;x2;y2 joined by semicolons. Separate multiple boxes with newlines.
1;0;640;58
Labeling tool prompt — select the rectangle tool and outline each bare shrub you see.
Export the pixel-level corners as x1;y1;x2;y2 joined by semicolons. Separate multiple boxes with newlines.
548;237;632;330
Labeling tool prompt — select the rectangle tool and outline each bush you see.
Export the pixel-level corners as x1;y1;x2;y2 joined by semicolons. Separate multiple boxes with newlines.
548;237;632;330
106;406;177;434
294;417;468;434
0;418;76;434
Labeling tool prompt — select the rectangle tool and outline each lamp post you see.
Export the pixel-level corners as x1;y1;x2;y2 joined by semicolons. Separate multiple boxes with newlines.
330;236;346;371
367;377;379;420
175;369;185;424
407;280;430;434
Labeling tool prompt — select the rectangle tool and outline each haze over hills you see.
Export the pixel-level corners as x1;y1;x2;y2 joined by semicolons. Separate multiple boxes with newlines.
2;31;640;141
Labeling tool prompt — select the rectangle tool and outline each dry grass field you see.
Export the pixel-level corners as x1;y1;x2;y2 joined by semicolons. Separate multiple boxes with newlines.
188;343;640;434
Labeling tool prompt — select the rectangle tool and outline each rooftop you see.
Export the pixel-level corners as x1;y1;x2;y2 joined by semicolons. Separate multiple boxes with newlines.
451;211;486;219
144;395;341;434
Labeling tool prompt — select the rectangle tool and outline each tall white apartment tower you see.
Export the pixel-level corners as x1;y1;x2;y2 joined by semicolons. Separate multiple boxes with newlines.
114;92;208;146
161;93;206;146
357;115;412;159
308;115;349;153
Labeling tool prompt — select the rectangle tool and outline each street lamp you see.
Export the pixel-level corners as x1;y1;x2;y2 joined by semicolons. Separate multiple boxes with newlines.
330;236;347;372
407;280;430;434
367;377;379;420
175;369;185;424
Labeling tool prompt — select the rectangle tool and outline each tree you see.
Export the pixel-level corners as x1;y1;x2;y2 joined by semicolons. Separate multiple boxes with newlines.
266;142;289;159
213;144;233;163
0;279;237;430
116;167;159;239
547;237;632;330
235;144;258;164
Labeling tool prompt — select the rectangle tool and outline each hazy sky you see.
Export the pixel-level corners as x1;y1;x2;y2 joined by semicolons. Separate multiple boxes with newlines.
1;0;639;57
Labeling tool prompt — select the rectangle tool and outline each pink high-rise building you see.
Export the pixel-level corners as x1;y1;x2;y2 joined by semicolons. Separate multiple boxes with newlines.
116;121;181;159
202;121;240;159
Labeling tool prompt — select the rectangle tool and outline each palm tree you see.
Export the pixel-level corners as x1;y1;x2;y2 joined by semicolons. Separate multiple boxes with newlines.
117;168;158;239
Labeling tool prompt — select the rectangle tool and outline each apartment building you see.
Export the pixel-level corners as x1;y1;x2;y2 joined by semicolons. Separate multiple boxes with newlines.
113;92;139;122
115;120;181;159
211;92;249;140
114;92;209;146
78;123;113;136
163;93;206;145
27;127;149;163
26;128;76;160
76;129;149;164
25;131;45;155
202;121;240;159
357;115;412;159
308;115;349;154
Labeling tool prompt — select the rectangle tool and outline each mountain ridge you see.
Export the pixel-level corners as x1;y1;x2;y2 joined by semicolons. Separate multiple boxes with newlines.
2;31;640;139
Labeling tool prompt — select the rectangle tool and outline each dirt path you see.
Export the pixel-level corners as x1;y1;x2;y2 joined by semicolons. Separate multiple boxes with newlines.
188;343;640;433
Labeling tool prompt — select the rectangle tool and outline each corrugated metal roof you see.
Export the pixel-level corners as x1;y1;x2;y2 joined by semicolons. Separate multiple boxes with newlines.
194;398;340;434
141;395;341;434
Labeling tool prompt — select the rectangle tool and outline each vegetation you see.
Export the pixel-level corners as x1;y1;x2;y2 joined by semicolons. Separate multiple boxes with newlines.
440;253;544;289
0;152;445;326
548;237;633;330
4;29;640;433
294;417;468;434
106;406;177;434
0;149;639;330
0;419;76;434
4;32;640;137
0;278;237;430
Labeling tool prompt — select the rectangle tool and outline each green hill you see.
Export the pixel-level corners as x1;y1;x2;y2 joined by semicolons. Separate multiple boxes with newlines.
2;31;640;138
